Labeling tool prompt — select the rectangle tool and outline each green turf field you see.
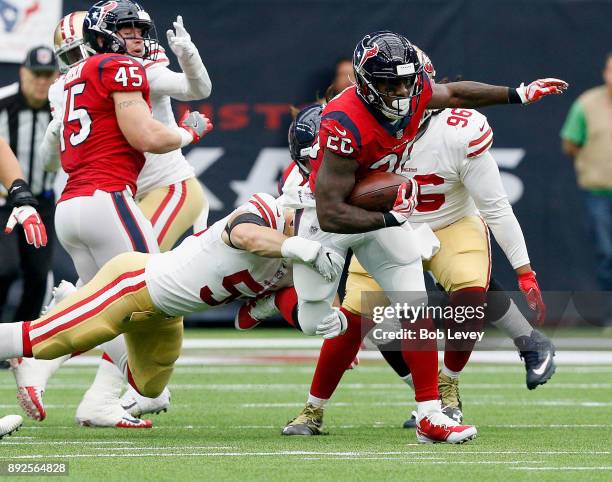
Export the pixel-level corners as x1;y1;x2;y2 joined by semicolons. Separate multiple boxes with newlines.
1;330;611;481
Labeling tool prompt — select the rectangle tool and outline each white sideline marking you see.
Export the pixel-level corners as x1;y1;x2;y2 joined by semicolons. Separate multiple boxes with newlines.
1;441;136;445
2;451;610;460
512;467;612;471
55;348;612;365
241;400;612;408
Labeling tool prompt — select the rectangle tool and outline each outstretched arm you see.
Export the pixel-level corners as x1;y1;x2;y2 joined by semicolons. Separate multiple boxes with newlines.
428;78;568;109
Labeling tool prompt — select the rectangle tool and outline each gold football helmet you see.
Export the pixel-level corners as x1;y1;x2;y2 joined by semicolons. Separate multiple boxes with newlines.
53;11;93;73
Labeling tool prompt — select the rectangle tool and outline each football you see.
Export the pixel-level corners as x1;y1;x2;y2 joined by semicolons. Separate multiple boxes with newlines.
348;172;408;212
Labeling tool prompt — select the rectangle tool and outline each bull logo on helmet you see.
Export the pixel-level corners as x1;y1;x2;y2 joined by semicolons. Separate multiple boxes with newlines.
357;42;379;71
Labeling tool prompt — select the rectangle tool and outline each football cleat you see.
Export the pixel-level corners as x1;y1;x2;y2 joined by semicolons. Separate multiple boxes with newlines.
10;358;51;421
416;410;477;444
438;371;464;423
281;403;324;436
235;293;279;331
0;414;23;439
40;280;77;316
76;390;152;428
403;411;417;429
120;386;171;417
515;330;556;390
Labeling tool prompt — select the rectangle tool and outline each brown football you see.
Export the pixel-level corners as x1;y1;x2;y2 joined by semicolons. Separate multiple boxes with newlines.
348;172;408;212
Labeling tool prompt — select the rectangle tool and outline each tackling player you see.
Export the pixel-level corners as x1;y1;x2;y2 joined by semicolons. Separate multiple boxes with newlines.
0;194;343;408
291;31;566;443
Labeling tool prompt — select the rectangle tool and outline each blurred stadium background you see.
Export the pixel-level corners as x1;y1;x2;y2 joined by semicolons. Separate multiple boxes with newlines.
1;0;611;324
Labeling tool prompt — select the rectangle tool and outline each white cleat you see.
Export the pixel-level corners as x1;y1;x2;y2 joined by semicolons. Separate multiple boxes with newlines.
41;280;77;316
10;358;50;421
0;414;23;439
76;391;152;429
120;386;171;417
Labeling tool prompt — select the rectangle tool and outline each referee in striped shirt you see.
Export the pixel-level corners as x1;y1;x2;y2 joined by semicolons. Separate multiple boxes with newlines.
0;46;58;325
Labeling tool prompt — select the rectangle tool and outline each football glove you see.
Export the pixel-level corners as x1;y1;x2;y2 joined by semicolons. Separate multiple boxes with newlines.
4;180;47;248
515;78;568;104
281;237;344;282
166;15;195;60
177;110;213;147
385;179;419;227
315;307;348;339
518;271;546;324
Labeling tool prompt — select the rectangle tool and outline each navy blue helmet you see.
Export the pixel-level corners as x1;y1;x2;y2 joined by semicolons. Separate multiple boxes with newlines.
353;31;425;120
288;104;323;176
83;0;157;59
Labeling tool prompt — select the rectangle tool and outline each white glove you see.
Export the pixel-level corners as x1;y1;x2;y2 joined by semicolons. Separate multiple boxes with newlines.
281;237;344;282
5;205;47;248
166;15;207;80
315;307;348;339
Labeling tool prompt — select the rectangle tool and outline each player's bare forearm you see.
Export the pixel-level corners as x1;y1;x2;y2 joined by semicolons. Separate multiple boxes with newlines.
515;264;533;275
429;81;511;109
225;223;286;257
0;138;25;189
315;151;385;233
113;91;182;154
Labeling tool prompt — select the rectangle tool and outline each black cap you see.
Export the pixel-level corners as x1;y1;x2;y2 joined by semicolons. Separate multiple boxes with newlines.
23;46;58;72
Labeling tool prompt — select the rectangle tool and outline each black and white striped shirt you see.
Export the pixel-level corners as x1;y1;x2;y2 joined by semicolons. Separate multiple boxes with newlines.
0;82;55;197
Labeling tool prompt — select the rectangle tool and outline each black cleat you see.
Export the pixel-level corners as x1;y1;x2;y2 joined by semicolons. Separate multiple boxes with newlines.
403;412;417;429
515;330;556;390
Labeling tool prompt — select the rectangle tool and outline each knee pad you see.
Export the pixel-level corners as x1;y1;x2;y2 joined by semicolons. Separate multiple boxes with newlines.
293;262;338;302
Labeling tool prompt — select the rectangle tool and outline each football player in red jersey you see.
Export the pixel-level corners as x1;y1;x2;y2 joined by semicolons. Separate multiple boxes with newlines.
292;31;567;444
18;0;211;428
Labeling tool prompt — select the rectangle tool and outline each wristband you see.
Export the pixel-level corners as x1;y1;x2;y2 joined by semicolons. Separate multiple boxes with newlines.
8;179;38;208
507;87;522;104
383;212;402;227
174;127;194;148
281;236;320;263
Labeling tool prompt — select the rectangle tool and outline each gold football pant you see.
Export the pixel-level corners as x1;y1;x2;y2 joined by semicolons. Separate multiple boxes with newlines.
137;177;207;252
26;252;182;398
343;216;491;317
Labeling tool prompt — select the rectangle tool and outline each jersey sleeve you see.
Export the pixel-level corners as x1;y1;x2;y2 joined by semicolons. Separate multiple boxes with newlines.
98;55;149;95
318;111;362;159
242;192;285;233
47;78;65;122
463;111;493;159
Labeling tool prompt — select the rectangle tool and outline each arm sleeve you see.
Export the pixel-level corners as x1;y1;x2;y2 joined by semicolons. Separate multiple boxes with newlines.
38;119;61;172
460;151;530;269
146;53;212;101
560;99;587;146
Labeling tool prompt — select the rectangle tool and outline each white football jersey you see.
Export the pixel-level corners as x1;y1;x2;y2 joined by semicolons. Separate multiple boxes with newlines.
135;48;194;196
145;193;293;316
402;108;494;231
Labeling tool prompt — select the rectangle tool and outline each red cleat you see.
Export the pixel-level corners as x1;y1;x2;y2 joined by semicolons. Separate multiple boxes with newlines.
235;294;279;331
416;411;477;444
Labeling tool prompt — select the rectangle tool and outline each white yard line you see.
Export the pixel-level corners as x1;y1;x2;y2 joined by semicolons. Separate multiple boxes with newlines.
512;467;612;471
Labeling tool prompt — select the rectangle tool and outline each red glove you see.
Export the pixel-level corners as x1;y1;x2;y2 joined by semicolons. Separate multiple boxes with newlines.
5;205;48;248
516;78;568;104
178;110;213;145
385;179;419;226
518;271;546;324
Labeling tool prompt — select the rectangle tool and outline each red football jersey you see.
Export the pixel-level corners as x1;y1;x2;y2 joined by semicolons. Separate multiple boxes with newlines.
58;53;151;202
309;81;433;191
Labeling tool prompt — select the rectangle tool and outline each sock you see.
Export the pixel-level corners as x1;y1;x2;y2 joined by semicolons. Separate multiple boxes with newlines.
307;394;328;408
443;287;486;373
84;356;124;400
416;399;441;420
99;337;128;378
401;374;414;390
401;317;439;402
309;308;371;400
441;365;460;379
0;321;28;358
274;287;299;328
491;300;533;340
